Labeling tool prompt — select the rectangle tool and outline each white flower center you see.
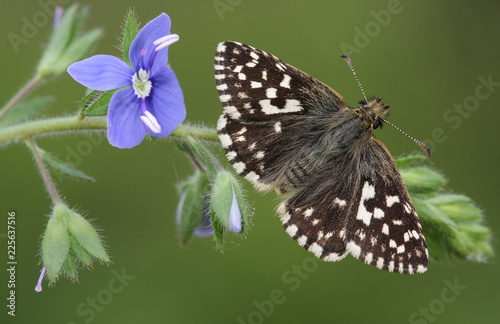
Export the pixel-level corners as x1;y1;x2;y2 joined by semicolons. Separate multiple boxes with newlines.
132;69;152;99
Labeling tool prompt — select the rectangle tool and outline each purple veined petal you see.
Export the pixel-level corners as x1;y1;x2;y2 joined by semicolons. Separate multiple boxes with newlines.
147;67;186;138
129;13;172;74
107;88;147;148
68;55;132;91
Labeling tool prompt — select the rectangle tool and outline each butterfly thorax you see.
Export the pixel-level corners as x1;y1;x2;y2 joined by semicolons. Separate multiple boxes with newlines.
354;97;389;134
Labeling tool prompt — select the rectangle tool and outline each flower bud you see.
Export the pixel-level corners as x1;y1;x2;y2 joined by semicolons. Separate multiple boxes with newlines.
210;170;248;233
40;203;109;287
37;5;102;77
176;171;210;244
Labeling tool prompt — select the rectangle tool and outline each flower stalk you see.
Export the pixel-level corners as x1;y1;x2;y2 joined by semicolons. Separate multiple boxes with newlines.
25;137;62;205
0;75;44;121
0;117;219;144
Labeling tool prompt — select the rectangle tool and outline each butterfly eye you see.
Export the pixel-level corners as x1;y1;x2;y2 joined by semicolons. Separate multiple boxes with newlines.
373;118;381;129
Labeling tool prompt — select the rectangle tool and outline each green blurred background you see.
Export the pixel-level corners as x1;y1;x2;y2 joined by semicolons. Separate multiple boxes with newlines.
1;0;499;323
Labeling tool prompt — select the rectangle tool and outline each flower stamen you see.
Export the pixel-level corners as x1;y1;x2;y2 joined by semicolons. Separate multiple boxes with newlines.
153;34;180;51
140;110;162;133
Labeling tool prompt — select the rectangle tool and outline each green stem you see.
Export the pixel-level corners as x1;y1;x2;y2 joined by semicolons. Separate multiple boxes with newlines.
0;116;219;144
0;75;44;121
25;137;62;205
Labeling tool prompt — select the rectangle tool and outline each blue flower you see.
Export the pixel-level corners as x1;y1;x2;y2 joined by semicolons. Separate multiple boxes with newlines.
67;13;185;148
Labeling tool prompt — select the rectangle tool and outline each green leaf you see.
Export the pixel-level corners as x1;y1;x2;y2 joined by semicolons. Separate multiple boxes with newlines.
57;28;102;74
0;96;52;127
395;155;427;168
70;234;92;266
62;253;77;280
65;210;109;263
42;205;71;282
85;89;119;116
400;167;447;193
185;136;218;177
41;150;94;182
122;10;139;67
210;210;224;249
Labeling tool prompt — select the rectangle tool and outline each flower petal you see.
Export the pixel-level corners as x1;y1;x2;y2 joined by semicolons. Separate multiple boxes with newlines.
147;67;186;137
68;55;132;90
107;88;147;148
129;13;171;74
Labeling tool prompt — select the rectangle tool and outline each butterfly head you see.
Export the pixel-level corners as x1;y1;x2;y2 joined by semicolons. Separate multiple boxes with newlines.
358;97;390;130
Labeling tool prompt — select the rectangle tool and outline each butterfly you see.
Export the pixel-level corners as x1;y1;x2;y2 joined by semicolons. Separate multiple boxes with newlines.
214;41;429;274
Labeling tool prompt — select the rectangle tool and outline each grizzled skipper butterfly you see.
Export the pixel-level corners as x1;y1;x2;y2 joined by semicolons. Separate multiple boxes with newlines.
214;41;430;274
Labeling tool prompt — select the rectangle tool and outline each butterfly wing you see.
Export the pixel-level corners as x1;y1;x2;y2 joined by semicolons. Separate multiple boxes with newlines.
279;138;428;274
215;41;348;192
344;139;428;274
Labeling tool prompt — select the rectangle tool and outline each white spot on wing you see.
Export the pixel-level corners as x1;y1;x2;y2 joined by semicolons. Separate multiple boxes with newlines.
382;223;389;235
346;241;361;258
216;84;228;91
219;94;231;102
386;195;400;207
334;198;347;207
280;74;291;88
250;51;259;61
217;116;227;130
286;224;298;237
308;243;323;257
245;171;260;182
238;73;246;80
233;162;246;174
216;43;226;53
266;88;277;99
304;208;314;218
373;208;384;219
388;261;395;272
259;99;303;115
219;134;232;148
233;65;243;73
297;235;307;247
250;81;262;88
397;245;405;254
255;151;265;159
365;253;373;264
356;182;376;226
389;239;397;248
376;257;385;269
274;121;282;133
226;151;236;161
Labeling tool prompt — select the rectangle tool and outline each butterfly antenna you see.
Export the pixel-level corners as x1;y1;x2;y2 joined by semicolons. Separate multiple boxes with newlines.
341;55;368;103
380;118;432;156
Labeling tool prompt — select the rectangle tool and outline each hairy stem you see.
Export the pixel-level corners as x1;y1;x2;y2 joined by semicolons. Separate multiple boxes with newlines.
25;137;62;205
0;116;219;144
0;75;44;120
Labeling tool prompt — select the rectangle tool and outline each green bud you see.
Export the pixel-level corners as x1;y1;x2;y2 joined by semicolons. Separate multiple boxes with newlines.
41;203;109;284
177;171;209;245
210;171;249;233
37;5;102;78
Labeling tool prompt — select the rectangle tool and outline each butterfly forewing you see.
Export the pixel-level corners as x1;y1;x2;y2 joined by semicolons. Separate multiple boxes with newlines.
214;41;428;274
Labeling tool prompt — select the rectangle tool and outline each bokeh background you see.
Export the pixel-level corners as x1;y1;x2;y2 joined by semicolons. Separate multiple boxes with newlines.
1;0;499;323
